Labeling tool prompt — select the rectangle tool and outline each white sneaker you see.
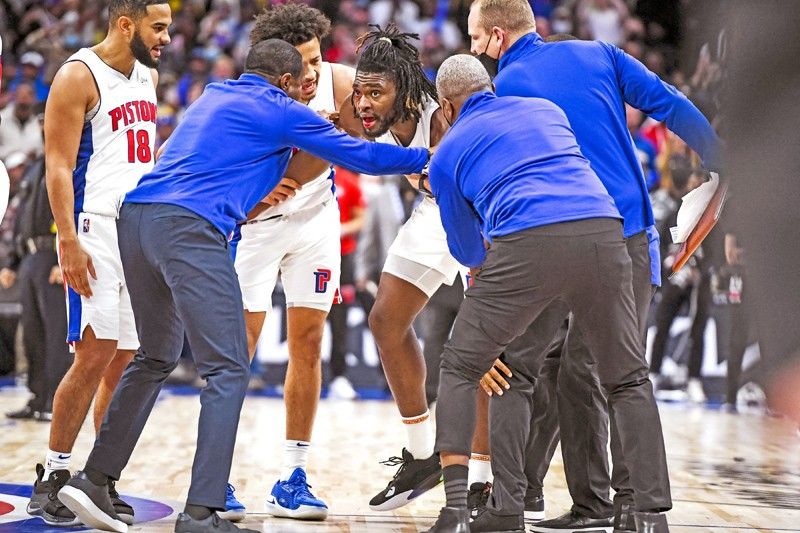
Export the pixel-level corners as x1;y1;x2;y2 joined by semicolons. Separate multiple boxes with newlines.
328;376;357;400
686;378;706;404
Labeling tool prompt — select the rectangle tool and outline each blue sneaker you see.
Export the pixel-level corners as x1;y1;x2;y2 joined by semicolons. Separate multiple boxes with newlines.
265;468;328;520
217;483;246;522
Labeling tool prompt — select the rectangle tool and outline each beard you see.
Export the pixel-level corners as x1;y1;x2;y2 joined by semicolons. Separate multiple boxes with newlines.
362;109;399;140
130;30;158;68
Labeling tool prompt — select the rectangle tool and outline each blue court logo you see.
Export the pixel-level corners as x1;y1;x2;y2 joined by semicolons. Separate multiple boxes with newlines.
0;482;173;531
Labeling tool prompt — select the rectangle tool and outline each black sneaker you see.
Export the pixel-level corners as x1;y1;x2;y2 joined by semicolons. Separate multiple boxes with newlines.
369;448;442;511
174;512;260;532
27;464;80;526
58;471;127;532
530;510;613;532
108;480;135;525
468;481;492;518
471;507;525;532
425;506;469;533
525;491;546;522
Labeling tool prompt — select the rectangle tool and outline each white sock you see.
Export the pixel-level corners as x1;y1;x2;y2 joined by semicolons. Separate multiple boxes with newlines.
281;440;310;481
468;453;493;485
402;410;435;459
44;449;71;478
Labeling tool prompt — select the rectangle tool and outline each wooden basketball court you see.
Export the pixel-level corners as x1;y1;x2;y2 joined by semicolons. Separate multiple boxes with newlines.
1;385;799;532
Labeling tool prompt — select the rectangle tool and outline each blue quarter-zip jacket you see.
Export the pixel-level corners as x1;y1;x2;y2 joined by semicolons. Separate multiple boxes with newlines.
495;33;721;283
428;91;620;268
126;74;428;236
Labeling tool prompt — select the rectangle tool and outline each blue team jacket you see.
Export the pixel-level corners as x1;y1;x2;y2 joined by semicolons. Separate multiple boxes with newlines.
428;91;621;268
126;74;428;236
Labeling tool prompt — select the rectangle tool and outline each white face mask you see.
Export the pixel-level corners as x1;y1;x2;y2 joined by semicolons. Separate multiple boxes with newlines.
552;20;573;34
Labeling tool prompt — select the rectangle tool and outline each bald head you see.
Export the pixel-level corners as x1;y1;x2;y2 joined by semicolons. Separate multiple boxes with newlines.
437;55;492;101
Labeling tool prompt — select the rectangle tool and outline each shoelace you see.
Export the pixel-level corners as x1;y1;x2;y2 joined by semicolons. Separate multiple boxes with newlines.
379;455;409;480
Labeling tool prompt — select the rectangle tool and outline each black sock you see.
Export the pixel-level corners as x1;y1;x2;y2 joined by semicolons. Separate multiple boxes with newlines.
184;504;213;521
443;464;469;509
83;466;109;487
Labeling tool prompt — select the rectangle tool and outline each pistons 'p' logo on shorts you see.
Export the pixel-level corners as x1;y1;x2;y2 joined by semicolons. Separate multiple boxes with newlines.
314;268;331;293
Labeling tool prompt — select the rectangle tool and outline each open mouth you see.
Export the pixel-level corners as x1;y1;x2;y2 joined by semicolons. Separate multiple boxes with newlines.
361;116;376;130
302;81;316;94
151;47;162;58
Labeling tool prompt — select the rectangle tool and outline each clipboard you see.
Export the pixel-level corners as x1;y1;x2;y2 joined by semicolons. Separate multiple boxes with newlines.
670;179;729;276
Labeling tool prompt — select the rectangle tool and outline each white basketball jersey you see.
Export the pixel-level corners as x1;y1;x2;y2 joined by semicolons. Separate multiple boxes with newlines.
378;98;440;209
262;61;337;218
67;48;157;218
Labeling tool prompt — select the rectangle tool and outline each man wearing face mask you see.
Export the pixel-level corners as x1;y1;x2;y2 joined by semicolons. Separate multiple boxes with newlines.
56;38;431;533
30;0;172;526
466;0;721;530
0;82;43;160
425;54;667;533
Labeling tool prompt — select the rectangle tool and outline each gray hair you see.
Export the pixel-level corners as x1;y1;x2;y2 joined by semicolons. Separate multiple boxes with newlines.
436;54;492;100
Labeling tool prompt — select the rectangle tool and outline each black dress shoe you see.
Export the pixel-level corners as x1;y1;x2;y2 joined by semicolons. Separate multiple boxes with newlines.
471;507;524;532
613;500;635;531
524;490;545;522
530;510;613;532
174;512;259;532
426;506;470;532
634;512;669;533
6;405;39;420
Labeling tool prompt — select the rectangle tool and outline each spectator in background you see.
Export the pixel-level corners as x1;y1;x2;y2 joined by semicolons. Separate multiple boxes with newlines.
0;151;29;377
626;104;659;190
0;83;43;160
176;48;213;108
9;52;50;102
577;0;628;45
155;105;178;150
327;166;366;400
648;160;709;403
1;145;70;421
720;232;748;412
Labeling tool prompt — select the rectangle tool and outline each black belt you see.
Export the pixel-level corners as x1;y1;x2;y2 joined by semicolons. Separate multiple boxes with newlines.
25;236;56;254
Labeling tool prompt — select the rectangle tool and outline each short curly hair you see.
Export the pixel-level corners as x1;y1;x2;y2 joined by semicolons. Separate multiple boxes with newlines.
250;3;331;46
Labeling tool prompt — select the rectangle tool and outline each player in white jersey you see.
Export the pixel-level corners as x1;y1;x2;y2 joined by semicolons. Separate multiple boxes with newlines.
28;1;171;527
338;25;466;511
219;5;357;522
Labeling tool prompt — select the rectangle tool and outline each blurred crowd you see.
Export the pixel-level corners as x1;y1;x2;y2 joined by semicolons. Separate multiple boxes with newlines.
1;0;755;412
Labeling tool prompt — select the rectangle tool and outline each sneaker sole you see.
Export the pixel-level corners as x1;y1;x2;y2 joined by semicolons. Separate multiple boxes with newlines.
28;500;82;527
529;526;612;533
265;500;328;520
58;485;128;532
217;508;246;522
525;510;546;522
117;511;135;525
369;470;443;511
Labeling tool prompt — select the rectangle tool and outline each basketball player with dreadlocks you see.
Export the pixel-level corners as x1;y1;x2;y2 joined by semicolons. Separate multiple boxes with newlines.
222;4;356;522
338;25;463;511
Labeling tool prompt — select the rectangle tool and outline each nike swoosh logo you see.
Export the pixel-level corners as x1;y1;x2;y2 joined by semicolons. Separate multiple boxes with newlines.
296;443;310;447
57;454;70;460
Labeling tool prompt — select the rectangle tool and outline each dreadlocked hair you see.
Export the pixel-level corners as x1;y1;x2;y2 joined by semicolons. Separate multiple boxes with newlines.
355;24;437;124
